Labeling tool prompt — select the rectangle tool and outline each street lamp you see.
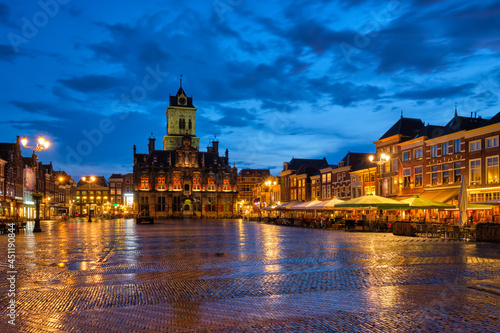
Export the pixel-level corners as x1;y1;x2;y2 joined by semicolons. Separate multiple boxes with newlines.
369;154;390;196
83;176;96;222
21;136;50;232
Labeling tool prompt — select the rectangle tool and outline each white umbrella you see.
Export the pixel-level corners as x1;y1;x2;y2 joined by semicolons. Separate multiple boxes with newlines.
458;177;467;226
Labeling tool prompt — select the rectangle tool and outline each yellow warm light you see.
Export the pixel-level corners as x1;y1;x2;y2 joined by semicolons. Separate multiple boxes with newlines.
21;137;28;146
59;177;63;182
90;176;96;182
369;155;374;162
38;137;45;146
82;177;86;181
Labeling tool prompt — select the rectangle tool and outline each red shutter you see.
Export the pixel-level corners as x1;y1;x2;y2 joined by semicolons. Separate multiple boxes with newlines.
205;205;208;212
220;205;223;212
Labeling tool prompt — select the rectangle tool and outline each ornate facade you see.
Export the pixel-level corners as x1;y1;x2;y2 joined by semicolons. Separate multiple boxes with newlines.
133;85;238;219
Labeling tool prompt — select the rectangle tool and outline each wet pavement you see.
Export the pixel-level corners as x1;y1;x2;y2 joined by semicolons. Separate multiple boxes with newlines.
1;218;500;332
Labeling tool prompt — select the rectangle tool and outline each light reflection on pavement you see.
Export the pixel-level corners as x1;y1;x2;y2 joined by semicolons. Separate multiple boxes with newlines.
0;218;499;332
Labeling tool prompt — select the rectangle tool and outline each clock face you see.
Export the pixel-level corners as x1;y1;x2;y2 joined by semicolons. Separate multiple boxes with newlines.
179;97;187;105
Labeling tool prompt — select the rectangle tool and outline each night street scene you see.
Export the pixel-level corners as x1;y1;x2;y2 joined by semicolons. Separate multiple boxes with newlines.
1;0;500;332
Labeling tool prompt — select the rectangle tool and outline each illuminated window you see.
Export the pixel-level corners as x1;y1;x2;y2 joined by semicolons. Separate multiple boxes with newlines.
470;159;481;185
192;177;201;191
208;178;216;191
140;177;149;190
173;177;182;190
222;179;231;191
157;177;166;190
403;169;411;188
487;156;498;184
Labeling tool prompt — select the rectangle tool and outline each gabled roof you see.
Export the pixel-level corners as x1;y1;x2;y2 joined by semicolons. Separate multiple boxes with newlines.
169;87;195;108
239;169;270;176
286;158;328;171
379;117;425;141
338;152;376;171
414;125;445;139
442;115;488;134
484;111;500;127
109;174;123;179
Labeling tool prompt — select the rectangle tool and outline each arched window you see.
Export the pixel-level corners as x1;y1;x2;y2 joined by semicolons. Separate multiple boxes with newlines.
188;119;192;129
184;184;190;191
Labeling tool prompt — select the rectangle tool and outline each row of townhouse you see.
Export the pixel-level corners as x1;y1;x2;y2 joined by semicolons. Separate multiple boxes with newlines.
278;154;377;205
1;136;136;220
271;110;500;221
376;111;500;204
0;137;77;219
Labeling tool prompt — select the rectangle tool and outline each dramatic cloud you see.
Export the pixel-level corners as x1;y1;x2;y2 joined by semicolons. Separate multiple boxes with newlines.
59;74;126;93
394;83;476;100
0;0;499;178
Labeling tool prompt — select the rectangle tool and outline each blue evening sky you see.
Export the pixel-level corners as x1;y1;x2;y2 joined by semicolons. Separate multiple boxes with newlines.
1;0;499;180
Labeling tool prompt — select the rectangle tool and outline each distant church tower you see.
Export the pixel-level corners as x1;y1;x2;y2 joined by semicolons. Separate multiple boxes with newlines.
163;78;200;150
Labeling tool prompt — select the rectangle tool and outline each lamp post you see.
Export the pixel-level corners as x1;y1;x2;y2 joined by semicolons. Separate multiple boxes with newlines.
369;153;390;196
82;176;96;222
21;136;50;232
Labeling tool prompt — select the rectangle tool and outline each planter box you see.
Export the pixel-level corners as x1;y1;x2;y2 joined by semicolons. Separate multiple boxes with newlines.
476;223;500;243
393;221;416;236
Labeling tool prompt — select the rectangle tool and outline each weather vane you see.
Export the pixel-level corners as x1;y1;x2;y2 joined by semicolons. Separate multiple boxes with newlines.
180;74;183;87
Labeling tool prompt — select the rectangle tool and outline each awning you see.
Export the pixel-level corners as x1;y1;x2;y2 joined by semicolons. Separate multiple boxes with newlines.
290;200;323;210
418;188;459;203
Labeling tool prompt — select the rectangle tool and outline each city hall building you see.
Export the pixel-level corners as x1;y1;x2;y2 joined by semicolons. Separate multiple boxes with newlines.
133;84;238;218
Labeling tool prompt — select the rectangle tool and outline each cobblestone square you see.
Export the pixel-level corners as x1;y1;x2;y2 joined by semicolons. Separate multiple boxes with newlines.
1;219;500;332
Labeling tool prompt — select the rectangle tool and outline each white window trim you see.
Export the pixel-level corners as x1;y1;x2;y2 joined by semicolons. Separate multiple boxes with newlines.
486;135;499;149
403;150;411;161
469;158;482;186
431;145;438;158
414;148;423;160
469;139;481;152
486;155;499;184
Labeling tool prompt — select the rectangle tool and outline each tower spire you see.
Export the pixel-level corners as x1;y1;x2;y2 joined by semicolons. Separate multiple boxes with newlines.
180;74;183;87
454;102;457;117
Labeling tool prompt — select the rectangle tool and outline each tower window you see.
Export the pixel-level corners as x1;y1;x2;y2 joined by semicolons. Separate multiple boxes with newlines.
179;119;186;129
189;119;192;129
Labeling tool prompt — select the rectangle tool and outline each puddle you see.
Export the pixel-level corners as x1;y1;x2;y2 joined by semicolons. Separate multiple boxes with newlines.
66;261;97;271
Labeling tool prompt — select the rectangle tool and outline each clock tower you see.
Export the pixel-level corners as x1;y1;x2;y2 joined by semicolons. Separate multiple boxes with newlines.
163;84;200;150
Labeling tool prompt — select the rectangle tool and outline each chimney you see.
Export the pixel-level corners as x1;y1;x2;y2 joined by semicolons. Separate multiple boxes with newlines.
148;137;155;154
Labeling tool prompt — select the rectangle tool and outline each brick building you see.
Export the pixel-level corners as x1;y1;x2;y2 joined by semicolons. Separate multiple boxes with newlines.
133;84;238;219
